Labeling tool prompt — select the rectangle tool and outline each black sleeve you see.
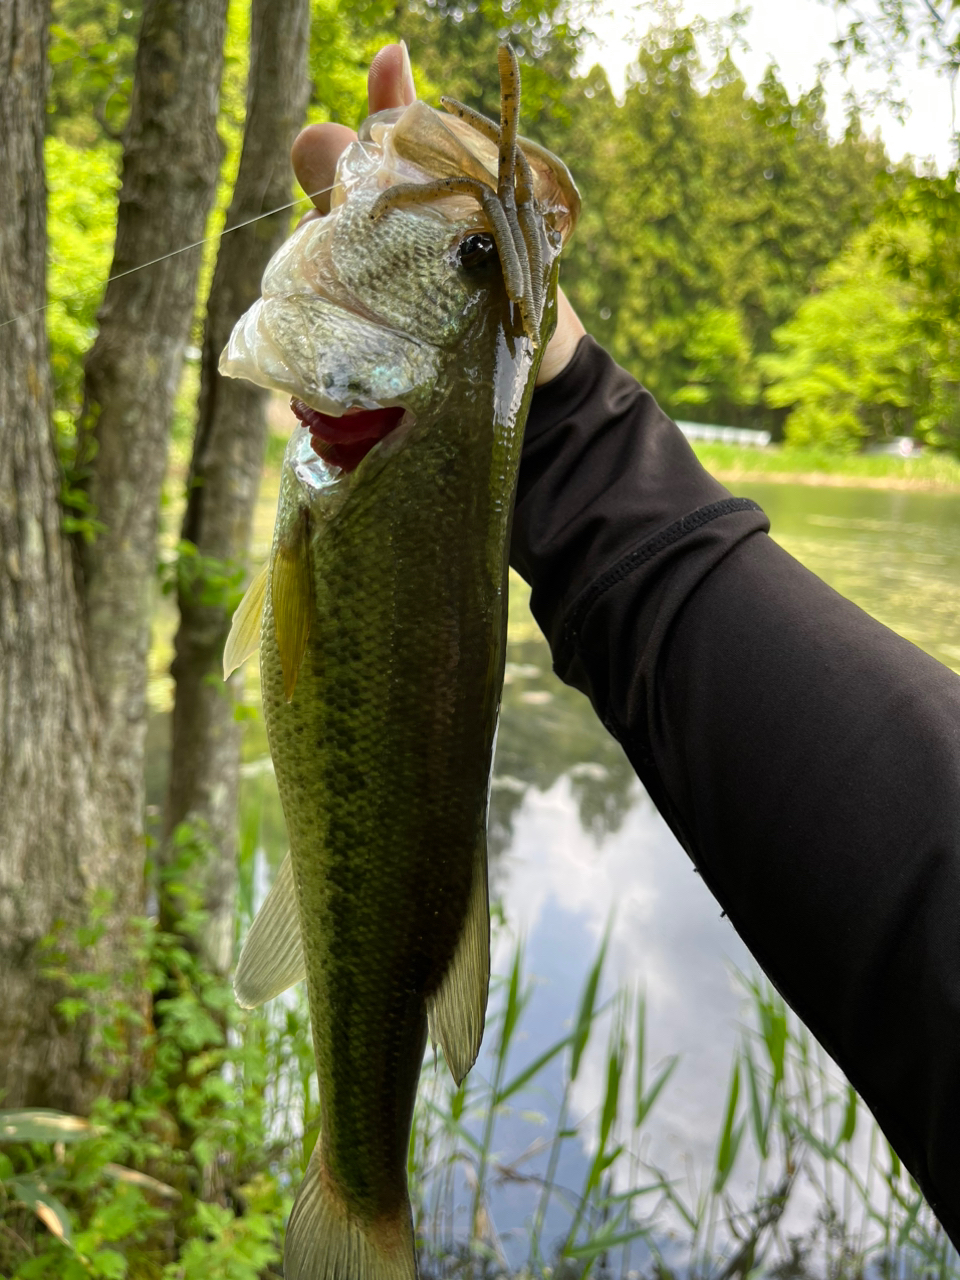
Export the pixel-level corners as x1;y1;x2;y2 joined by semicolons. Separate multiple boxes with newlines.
511;335;960;1246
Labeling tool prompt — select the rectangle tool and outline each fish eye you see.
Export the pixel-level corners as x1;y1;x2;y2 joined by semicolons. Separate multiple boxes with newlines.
457;233;497;270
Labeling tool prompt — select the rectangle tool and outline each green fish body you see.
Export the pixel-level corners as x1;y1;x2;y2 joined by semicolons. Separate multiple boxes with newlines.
220;52;578;1280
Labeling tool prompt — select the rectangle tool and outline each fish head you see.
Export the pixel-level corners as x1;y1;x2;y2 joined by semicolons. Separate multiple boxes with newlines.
219;67;579;474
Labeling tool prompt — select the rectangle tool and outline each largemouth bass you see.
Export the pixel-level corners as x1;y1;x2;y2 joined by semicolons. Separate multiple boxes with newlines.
220;48;578;1280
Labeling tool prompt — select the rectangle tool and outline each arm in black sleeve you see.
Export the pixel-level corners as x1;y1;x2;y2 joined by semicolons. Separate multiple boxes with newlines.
511;335;960;1245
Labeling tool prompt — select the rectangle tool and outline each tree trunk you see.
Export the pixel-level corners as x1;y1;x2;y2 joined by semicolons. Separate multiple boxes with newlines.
78;0;228;878
0;0;130;1111
163;0;310;975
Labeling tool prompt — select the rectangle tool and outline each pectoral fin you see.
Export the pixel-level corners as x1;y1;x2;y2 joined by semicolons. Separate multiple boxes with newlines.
234;852;306;1009
272;510;314;703
222;561;268;679
427;836;490;1086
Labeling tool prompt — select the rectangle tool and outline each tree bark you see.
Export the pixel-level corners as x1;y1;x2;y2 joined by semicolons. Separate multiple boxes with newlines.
163;0;310;975
78;0;229;875
0;0;127;1110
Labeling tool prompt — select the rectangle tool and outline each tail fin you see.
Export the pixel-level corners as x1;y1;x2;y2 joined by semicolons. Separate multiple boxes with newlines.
285;1146;418;1280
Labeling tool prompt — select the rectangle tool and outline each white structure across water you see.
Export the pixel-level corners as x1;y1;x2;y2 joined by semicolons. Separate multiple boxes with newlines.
676;420;772;448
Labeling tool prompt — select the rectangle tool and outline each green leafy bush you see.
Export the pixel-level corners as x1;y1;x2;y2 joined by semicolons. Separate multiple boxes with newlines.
46;136;118;423
761;231;922;452
46;134;119;540
0;846;298;1280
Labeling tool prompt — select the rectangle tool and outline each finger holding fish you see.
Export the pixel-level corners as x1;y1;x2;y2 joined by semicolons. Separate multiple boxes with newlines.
291;42;414;219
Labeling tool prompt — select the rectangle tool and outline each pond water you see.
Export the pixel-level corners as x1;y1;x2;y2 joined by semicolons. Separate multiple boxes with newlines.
456;480;960;1263
150;473;960;1268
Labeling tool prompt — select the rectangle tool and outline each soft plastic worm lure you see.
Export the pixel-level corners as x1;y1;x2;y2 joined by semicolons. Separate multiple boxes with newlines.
369;45;546;345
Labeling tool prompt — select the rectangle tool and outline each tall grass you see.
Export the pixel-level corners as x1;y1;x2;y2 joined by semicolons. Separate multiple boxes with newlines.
407;942;958;1280
2;919;956;1278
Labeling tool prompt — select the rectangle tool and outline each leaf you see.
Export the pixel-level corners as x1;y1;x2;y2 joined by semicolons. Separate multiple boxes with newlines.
103;1163;181;1201
9;1176;75;1247
0;1108;99;1144
497;1032;572;1104
564;1222;652;1261
497;941;527;1062
743;1044;769;1159
835;1082;858;1148
713;1058;742;1193
635;1053;679;1130
896;1192;925;1246
598;1035;624;1150
570;924;609;1082
424;1100;482;1154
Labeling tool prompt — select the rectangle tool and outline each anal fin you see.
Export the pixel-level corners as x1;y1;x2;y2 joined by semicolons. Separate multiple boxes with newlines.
234;852;306;1009
285;1144;417;1280
427;835;490;1086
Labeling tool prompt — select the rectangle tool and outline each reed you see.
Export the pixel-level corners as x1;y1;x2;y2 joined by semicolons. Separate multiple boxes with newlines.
407;942;959;1280
1;917;955;1279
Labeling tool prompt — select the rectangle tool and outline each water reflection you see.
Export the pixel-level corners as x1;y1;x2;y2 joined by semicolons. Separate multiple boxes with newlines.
491;630;639;862
743;482;960;676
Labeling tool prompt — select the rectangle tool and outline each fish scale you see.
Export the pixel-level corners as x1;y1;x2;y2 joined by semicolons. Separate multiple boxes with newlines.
219;47;579;1280
261;411;508;1225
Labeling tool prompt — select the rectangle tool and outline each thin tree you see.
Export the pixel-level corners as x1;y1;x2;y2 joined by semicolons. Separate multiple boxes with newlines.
163;0;311;975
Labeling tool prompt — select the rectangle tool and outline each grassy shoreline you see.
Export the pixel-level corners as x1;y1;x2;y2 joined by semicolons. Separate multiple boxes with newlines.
692;442;960;493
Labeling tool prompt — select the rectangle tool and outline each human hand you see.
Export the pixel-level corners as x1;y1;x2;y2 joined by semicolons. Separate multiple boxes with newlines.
290;43;584;387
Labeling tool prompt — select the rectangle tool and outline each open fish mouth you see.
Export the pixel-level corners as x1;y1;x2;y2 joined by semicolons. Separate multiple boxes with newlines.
290;398;407;473
219;58;580;444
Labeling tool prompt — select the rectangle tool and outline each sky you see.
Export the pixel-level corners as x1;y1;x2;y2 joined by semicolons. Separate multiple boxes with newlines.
576;0;958;173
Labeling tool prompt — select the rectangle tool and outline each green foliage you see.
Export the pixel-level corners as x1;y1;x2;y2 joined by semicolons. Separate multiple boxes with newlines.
543;14;892;432
160;539;247;613
172;1188;284;1280
393;0;586;125
48;0;140;144
307;0;380;129
5;904;957;1277
760;230;923;451
45;134;119;538
44;0;958;457
0;1115;171;1280
673;306;760;412
758;166;960;457
0;849;300;1280
411;943;958;1277
879;171;960;452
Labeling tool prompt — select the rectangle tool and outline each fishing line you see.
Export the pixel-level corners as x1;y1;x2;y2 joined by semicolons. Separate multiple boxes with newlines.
0;182;337;331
